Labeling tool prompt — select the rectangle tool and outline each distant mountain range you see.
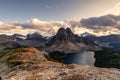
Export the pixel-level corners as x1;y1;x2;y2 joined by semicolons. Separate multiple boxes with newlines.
1;27;120;52
82;34;120;49
1;27;120;80
0;32;48;51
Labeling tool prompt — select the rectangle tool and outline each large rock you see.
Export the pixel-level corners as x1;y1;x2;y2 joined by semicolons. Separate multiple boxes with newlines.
45;27;100;53
7;47;47;63
0;47;47;75
0;47;120;80
2;62;120;80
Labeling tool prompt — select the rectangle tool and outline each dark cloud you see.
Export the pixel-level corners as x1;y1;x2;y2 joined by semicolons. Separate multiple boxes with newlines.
12;23;32;29
106;14;120;21
11;18;64;32
80;15;117;29
1;15;120;36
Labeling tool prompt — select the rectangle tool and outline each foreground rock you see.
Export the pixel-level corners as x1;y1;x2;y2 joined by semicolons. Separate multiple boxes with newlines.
0;47;47;75
2;62;120;80
0;47;120;80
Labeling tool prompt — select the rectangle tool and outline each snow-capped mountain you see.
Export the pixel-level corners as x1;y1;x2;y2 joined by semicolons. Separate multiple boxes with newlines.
81;32;93;37
12;33;26;41
41;28;56;39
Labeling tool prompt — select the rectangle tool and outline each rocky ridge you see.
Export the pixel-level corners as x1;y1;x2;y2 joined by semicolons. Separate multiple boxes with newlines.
2;62;120;80
0;47;120;80
45;28;100;53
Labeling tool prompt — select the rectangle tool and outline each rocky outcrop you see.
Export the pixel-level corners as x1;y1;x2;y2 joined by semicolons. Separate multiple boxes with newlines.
7;47;47;63
0;47;47;75
45;28;79;47
45;28;100;53
0;47;120;80
2;62;120;80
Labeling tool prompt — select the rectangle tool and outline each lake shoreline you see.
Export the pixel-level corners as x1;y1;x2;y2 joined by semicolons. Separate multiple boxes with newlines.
48;51;95;66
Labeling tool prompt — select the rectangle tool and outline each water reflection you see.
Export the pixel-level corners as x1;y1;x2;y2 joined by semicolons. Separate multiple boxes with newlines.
62;51;95;65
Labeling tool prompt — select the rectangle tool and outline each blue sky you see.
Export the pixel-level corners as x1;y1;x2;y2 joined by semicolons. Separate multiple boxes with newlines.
0;0;120;36
0;0;120;23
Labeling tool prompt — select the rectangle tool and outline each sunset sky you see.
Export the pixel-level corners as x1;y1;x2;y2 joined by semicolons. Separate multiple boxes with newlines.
0;0;119;22
1;0;120;36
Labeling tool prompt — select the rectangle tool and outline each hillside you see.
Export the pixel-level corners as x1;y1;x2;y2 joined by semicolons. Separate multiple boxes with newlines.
45;28;101;53
2;61;120;80
0;47;47;75
95;48;120;69
0;47;120;80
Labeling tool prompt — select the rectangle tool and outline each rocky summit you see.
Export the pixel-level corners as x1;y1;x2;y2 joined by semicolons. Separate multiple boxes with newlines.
47;28;79;44
45;27;100;53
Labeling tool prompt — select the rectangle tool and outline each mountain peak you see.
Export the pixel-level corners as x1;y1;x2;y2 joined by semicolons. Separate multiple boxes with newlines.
56;27;66;36
55;27;76;42
81;32;92;37
56;27;73;35
45;27;101;53
66;27;72;32
26;32;42;40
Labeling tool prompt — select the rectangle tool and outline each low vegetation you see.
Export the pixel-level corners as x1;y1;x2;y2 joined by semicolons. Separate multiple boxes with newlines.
44;53;56;62
44;51;66;63
62;75;87;80
0;51;8;58
8;60;28;66
94;48;120;69
0;47;44;66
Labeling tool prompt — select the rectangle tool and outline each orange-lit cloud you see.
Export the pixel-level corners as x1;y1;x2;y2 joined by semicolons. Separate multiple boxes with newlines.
1;15;120;36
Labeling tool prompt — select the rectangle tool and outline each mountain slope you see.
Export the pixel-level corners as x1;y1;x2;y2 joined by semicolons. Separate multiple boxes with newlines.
17;32;48;47
0;34;21;51
83;34;120;48
45;28;100;53
0;47;47;75
0;47;120;80
2;61;120;80
0;32;49;51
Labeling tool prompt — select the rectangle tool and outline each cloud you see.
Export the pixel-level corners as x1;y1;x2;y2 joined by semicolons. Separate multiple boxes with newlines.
18;18;64;32
0;21;37;35
1;15;120;36
79;14;120;36
0;18;65;35
80;16;116;29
